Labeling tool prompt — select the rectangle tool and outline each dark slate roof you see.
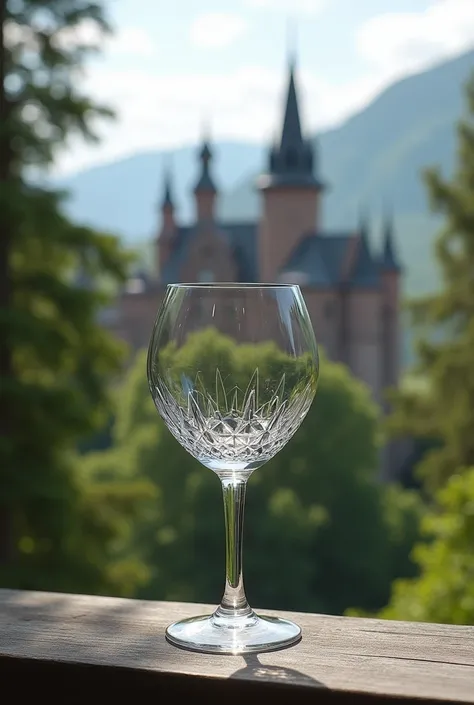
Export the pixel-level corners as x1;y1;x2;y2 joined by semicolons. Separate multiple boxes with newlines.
282;233;380;288
258;63;324;191
350;233;380;287
194;140;217;193
161;170;174;209
280;63;303;151
161;224;381;289
160;222;258;284
381;215;402;272
194;170;217;193
160;226;193;284
222;222;258;282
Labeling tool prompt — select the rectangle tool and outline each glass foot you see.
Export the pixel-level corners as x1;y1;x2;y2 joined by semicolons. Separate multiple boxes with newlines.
165;609;301;654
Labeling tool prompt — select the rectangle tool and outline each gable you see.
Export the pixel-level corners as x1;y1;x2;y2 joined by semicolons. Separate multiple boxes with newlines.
161;221;258;284
282;233;380;289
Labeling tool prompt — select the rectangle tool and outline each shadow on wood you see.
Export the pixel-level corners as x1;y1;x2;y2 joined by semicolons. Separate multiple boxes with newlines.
0;589;473;704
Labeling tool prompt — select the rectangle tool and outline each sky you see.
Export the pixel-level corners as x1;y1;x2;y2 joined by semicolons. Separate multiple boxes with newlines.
58;0;474;175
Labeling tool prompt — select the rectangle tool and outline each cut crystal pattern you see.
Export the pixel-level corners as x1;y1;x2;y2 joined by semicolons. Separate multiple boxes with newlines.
150;367;316;469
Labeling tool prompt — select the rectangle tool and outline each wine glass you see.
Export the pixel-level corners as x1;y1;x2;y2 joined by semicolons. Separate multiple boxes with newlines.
147;283;319;654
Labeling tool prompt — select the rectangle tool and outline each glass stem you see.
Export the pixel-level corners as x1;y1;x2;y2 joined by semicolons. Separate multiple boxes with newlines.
216;476;252;617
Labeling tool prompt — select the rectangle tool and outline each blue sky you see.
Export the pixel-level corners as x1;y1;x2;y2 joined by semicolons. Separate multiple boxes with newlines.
59;0;474;174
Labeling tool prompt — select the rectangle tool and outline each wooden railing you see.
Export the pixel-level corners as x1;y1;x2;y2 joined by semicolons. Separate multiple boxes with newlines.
0;589;472;704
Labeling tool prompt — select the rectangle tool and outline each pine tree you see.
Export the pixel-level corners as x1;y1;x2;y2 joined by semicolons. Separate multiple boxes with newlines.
388;73;474;494
0;0;140;591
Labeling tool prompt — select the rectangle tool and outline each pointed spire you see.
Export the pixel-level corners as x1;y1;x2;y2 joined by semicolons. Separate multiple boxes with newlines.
280;61;303;151
194;126;217;194
282;18;299;149
381;208;401;271
161;165;174;210
258;52;324;191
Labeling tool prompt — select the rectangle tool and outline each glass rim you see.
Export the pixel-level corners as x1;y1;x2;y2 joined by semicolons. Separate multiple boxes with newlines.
166;282;301;290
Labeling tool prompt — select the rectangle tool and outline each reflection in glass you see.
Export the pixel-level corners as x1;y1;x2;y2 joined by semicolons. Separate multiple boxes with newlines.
147;284;319;653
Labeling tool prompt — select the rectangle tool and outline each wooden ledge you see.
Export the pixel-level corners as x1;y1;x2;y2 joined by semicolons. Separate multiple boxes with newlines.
0;589;473;704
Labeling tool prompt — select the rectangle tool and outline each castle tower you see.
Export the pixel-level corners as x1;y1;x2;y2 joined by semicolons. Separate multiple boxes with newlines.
258;58;325;282
194;136;217;222
380;210;402;397
338;208;371;366
157;167;176;275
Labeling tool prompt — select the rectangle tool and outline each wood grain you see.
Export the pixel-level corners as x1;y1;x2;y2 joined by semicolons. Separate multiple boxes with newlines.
0;589;473;704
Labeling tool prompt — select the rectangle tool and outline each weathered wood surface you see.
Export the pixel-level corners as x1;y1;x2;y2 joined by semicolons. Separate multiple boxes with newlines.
0;589;473;704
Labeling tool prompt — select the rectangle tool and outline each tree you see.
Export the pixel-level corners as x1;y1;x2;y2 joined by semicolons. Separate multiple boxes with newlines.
387;74;474;494
377;76;474;626
0;0;147;594
85;333;421;614
380;469;474;625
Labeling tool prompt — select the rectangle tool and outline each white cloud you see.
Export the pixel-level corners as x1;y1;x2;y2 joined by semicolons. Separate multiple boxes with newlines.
53;61;381;175
109;28;157;58
52;0;474;176
357;0;474;74
5;18;155;58
245;0;326;15
190;13;248;50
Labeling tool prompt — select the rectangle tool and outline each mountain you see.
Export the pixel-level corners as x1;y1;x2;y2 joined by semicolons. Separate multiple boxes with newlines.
58;49;474;296
223;50;471;224
221;49;473;295
58;142;265;240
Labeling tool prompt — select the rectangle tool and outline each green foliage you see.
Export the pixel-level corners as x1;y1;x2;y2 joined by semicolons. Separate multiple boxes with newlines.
0;0;148;594
380;469;474;625
377;74;474;626
387;73;474;494
87;333;421;614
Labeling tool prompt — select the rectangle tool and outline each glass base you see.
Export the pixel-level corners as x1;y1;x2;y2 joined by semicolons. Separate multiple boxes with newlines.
165;608;301;654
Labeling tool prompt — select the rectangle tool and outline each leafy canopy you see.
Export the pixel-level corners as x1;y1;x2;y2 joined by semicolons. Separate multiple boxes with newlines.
86;331;421;613
387;74;474;494
0;0;148;594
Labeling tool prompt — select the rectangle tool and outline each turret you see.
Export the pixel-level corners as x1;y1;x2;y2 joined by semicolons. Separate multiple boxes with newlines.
194;136;217;221
380;209;402;394
258;57;325;281
157;166;176;275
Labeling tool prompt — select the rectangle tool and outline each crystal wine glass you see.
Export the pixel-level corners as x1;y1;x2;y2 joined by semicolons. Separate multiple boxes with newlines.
147;283;319;654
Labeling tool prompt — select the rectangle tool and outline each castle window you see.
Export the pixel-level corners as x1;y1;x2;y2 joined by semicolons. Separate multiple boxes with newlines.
198;269;214;283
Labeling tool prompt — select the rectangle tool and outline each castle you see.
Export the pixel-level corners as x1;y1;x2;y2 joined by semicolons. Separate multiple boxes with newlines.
110;58;402;411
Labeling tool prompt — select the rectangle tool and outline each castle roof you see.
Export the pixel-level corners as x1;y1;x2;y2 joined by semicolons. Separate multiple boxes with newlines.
194;138;217;193
259;60;324;191
160;222;258;284
381;211;401;272
161;168;174;209
282;232;380;288
160;224;381;289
